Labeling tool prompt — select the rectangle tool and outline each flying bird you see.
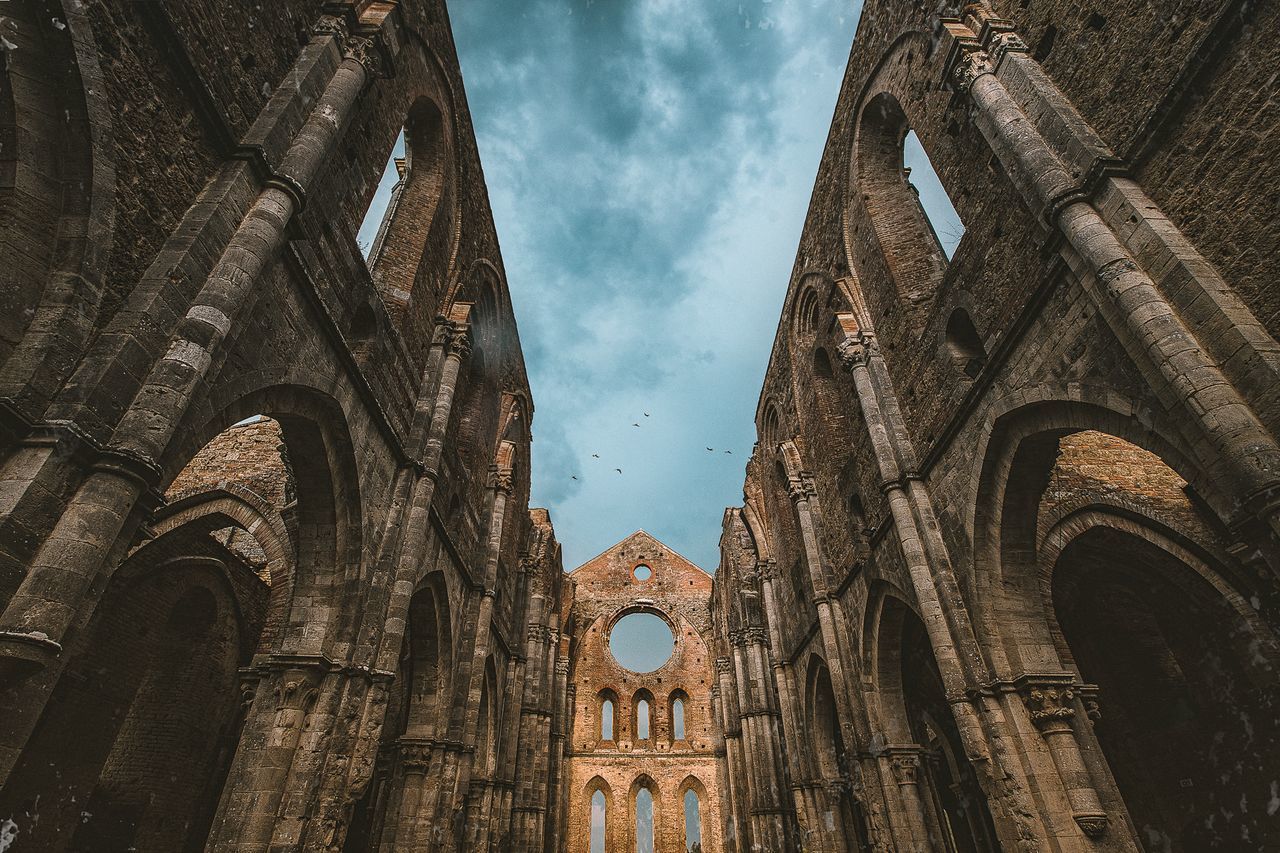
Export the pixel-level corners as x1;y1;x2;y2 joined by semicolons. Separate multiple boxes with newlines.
706;447;714;452
632;423;640;427
592;453;599;458
571;475;578;480
724;450;732;454
644;412;650;417
615;468;622;474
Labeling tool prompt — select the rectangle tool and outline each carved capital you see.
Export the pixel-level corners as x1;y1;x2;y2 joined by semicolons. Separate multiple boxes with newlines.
836;331;876;371
757;559;777;581
446;323;472;359
728;629;748;648
1023;685;1076;729
399;737;434;772
786;477;814;504
950;50;995;94
1078;683;1102;725
988;31;1028;68
1074;813;1109;837
889;753;920;785
345;35;384;78
715;656;734;675
312;14;349;45
490;466;514;494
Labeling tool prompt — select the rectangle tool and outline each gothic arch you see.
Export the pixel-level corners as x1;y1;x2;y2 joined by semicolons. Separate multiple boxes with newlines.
628;773;662;853
365;97;454;326
0;542;264;851
1044;519;1280;848
0;0;117;414
967;393;1236;675
846;30;961;334
583;775;613;853
162;383;365;658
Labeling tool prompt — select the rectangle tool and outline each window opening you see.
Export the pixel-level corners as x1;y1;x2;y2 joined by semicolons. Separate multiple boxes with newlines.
356;129;406;258
684;789;702;851
602;698;615;741
636;787;655;853
590;789;607;853
903;130;965;259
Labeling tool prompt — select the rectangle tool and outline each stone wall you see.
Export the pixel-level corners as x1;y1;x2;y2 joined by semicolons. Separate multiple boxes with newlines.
709;1;1280;851
563;531;723;852
0;2;566;851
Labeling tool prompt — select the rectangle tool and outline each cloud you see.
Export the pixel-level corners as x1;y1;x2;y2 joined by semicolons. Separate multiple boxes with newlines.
451;0;864;570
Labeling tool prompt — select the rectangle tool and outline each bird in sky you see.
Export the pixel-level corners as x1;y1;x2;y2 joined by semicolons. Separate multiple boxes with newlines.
592;453;599;458
571;475;578;480
724;450;733;454
632;423;640;427
706;447;714;452
643;412;650;417
615;468;622;474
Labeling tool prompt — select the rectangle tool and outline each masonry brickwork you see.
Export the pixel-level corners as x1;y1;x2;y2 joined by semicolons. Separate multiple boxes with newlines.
2;0;1278;851
707;1;1280;852
561;531;722;852
0;1;572;850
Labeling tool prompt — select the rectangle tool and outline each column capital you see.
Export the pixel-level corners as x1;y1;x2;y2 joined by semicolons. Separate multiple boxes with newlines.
837;331;876;370
1019;680;1077;730
715;656;734;675
489;466;514;494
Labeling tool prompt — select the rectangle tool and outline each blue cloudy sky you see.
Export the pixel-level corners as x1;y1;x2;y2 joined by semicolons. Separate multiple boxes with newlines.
444;0;871;572
355;2;971;572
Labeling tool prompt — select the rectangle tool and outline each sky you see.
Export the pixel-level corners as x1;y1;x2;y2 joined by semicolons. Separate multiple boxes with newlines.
445;0;868;573
358;0;971;573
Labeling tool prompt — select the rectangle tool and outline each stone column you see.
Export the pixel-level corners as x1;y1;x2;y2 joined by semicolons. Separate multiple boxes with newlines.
880;746;935;852
0;14;383;781
206;658;329;852
757;558;811;848
839;331;1049;848
1020;680;1109;839
942;12;1280;557
546;656;571;853
445;464;514;851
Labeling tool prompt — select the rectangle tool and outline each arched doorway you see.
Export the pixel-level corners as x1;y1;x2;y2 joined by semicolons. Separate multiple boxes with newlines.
0;415;299;851
806;655;872;851
1052;524;1280;850
875;597;997;853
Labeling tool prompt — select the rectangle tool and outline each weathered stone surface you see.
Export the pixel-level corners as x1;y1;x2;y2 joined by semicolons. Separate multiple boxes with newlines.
708;2;1280;852
563;531;723;852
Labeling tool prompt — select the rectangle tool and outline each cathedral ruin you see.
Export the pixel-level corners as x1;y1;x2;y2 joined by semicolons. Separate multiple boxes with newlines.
0;0;1277;851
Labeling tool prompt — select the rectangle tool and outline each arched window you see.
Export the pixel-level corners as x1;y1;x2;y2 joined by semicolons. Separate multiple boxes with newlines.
903;130;965;260
601;697;615;741
635;786;655;853
945;307;986;378
356;128;405;258
670;692;687;741
636;698;651;741
590;789;607;853
856;91;965;327
683;788;702;851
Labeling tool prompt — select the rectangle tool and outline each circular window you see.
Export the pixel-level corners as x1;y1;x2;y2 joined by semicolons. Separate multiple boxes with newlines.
609;612;674;673
633;563;652;582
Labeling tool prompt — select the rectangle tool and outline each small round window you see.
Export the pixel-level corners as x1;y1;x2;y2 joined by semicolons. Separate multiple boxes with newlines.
633;563;652;582
609;612;674;672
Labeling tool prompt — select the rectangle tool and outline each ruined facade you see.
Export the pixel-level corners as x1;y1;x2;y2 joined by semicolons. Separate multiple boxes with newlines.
0;1;571;850
709;1;1280;852
560;531;722;852
3;0;1279;851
